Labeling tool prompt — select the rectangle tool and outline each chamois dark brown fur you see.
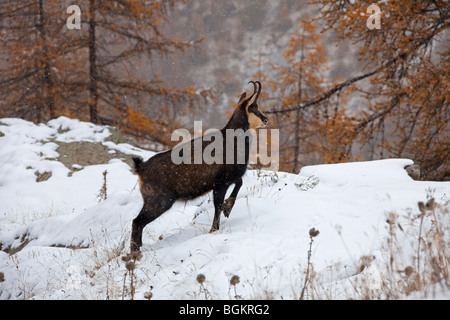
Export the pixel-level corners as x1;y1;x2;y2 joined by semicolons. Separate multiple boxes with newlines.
130;81;268;252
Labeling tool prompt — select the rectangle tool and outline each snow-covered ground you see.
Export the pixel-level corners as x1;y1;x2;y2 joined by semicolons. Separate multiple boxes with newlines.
0;117;448;300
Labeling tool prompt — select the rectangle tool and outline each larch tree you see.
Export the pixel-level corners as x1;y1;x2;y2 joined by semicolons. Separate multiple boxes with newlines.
1;0;211;147
268;1;449;180
313;0;449;180
0;0;81;122
77;0;211;146
267;17;353;173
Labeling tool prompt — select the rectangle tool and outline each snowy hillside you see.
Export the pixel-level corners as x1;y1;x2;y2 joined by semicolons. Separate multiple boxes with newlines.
0;117;449;300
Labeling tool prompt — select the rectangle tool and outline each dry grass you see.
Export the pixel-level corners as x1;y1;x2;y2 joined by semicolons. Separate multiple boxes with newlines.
306;194;450;300
271;194;449;300
1;180;448;300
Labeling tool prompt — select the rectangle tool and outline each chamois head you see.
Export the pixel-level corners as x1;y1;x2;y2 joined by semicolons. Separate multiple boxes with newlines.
237;81;268;129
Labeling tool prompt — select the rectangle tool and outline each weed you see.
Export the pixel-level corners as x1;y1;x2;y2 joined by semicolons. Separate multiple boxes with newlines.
295;175;319;191
300;228;319;300
347;196;449;299
229;275;242;299
97;170;108;202
121;250;142;300
196;273;211;300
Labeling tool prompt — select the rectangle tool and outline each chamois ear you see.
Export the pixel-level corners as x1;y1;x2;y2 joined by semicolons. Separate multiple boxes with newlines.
238;92;247;102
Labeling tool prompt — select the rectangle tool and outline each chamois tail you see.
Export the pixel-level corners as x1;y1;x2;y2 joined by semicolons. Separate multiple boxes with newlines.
132;157;144;174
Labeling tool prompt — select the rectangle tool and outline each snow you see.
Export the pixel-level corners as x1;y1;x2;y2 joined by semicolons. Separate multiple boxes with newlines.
0;117;449;300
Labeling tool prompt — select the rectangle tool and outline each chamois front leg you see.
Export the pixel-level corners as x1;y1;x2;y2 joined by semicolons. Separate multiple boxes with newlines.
222;177;242;218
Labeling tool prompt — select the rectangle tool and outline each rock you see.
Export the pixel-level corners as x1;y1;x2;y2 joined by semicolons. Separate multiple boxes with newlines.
35;171;52;182
405;164;420;180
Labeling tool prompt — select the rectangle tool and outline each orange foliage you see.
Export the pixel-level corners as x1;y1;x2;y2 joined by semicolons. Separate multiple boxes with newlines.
261;16;357;172
0;0;211;149
309;0;449;180
261;1;449;180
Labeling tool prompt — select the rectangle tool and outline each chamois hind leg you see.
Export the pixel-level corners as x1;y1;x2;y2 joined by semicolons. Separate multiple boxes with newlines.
131;193;175;252
209;185;229;233
222;177;242;218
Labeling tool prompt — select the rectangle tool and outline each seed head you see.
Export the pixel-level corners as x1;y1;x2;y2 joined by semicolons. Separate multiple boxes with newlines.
404;266;414;277
309;228;320;238
132;250;143;261
425;198;436;210
144;292;153;300
196;273;206;284
230;275;240;286
125;261;136;272
418;201;426;215
122;254;132;262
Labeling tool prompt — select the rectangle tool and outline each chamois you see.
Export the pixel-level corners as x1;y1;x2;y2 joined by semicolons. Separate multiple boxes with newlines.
130;81;268;252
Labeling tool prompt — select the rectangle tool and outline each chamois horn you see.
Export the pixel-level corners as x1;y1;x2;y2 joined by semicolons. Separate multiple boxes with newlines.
247;81;261;105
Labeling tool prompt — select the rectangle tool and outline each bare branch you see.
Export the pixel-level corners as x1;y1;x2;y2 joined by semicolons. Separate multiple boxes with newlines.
265;70;377;114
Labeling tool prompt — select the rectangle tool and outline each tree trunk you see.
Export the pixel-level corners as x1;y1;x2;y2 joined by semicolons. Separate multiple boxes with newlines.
37;0;55;120
88;0;98;123
293;35;305;173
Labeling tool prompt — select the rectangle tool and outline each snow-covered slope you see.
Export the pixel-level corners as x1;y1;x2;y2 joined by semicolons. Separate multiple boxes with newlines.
0;117;448;300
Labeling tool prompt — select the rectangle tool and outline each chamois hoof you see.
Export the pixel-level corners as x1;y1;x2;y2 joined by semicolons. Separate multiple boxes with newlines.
222;198;235;218
209;227;219;233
